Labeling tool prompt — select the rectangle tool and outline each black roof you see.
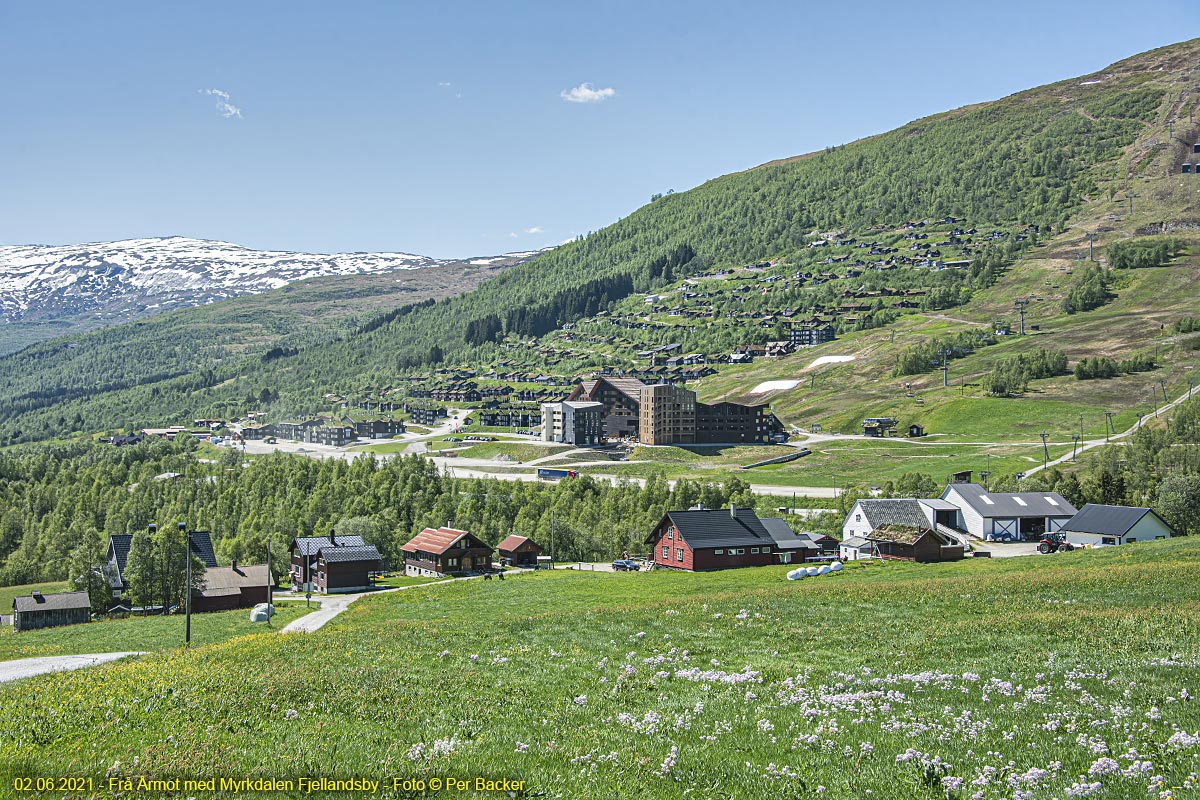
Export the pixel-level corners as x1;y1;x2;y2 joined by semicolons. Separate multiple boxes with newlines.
648;508;774;549
292;535;368;557
189;531;219;568
108;534;133;575
1062;504;1170;537
110;531;218;574
318;545;382;564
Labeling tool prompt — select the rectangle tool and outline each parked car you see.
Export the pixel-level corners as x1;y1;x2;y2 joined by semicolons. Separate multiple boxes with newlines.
443;437;461;442
611;559;641;572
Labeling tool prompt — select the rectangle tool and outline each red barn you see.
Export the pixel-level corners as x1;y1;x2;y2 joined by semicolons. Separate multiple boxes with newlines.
646;506;780;571
497;534;541;568
402;527;493;577
191;562;272;612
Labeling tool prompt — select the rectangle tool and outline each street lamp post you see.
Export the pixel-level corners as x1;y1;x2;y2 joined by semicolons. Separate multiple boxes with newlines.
179;522;191;646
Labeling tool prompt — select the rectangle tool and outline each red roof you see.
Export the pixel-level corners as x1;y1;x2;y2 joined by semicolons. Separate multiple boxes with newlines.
402;527;473;555
497;534;530;553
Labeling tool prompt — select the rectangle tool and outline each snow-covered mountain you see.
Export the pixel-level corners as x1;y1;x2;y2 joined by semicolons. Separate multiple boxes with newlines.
0;236;488;323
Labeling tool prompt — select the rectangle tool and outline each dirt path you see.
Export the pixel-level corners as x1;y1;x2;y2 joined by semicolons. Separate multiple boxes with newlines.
0;652;145;684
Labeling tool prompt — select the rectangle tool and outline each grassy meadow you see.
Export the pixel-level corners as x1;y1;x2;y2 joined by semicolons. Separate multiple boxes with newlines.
1;540;1198;798
0;581;71;613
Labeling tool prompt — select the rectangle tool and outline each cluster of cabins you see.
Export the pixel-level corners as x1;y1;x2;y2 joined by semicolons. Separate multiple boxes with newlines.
289;529;546;588
10;487;1177;630
542;376;784;446
241;417;407;445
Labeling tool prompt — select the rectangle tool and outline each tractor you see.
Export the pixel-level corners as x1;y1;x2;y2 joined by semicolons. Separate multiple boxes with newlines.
1037;532;1075;554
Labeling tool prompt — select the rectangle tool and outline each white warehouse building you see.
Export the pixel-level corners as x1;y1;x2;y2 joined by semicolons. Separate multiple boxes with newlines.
940;483;1076;541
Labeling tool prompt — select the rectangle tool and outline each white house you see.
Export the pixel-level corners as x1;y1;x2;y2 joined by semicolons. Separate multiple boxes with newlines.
940;483;1076;541
839;536;875;561
1059;504;1174;547
842;498;959;540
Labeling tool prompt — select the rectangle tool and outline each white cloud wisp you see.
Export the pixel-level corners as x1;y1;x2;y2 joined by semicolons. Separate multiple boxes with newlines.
201;88;243;119
560;83;615;103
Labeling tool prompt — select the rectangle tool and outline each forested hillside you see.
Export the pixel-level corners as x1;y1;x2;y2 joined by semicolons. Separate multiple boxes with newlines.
0;39;1197;446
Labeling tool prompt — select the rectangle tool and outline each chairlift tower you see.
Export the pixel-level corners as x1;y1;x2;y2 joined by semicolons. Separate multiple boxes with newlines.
1040;431;1050;469
1071;434;1080;462
1013;299;1029;336
1124;192;1141;216
933;348;952;387
1104;411;1116;441
1084;232;1097;261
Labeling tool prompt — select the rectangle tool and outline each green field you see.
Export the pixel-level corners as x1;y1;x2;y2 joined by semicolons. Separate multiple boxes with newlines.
2;539;1199;798
0;604;311;662
0;581;71;613
431;441;572;462
581;439;1072;488
370;575;444;589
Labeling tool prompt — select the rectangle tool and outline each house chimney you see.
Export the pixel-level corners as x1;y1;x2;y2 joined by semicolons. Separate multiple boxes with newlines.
329;529;336;545
730;502;737;518
232;559;238;571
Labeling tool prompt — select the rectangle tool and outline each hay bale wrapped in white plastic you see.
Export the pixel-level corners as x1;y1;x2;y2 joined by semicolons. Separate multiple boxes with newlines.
817;564;831;575
806;566;820;577
829;561;844;572
786;569;805;581
249;602;275;623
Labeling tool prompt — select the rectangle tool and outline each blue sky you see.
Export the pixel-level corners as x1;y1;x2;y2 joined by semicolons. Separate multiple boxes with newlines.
1;2;1196;258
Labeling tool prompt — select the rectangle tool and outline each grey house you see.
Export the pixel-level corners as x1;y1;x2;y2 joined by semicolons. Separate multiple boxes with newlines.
13;591;91;632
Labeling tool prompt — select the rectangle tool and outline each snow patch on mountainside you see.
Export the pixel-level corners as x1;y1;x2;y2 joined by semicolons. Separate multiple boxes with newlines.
0;237;442;321
0;237;551;329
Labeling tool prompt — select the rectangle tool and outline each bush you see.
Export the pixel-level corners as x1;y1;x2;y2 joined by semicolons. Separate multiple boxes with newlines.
1107;237;1184;269
985;349;1069;395
1061;266;1112;314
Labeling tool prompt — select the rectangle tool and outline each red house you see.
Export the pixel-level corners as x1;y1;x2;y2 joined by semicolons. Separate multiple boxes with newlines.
402;527;493;577
497;534;542;568
646;506;780;571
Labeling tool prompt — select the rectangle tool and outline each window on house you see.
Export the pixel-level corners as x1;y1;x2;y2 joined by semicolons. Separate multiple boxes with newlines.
662;546;669;559
1102;537;1116;545
667;530;673;539
676;548;683;562
750;547;759;554
855;514;861;522
714;549;724;555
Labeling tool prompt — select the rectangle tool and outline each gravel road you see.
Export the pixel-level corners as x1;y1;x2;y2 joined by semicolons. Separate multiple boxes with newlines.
0;652;145;684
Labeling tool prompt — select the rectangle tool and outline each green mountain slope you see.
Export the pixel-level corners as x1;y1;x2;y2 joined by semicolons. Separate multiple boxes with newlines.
2;38;1199;445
